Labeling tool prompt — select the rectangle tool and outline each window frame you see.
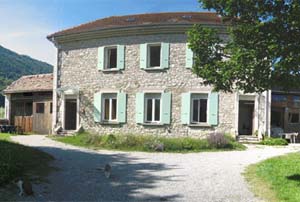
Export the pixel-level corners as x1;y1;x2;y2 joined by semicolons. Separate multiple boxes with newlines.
190;94;208;124
147;43;161;69
101;93;118;122
144;93;161;123
104;46;118;70
288;112;300;124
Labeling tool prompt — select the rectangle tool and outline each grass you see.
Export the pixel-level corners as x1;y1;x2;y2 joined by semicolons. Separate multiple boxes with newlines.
0;133;54;187
0;107;4;119
260;137;288;146
244;152;300;202
53;132;246;153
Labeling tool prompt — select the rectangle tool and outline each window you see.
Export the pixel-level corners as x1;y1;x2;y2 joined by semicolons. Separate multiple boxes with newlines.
145;94;161;123
102;94;117;122
148;44;161;68
36;103;45;114
105;47;117;69
50;102;53;114
191;94;208;123
289;112;300;123
272;94;287;102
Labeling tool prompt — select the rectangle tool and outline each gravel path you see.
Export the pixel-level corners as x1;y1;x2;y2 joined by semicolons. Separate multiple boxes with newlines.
10;135;300;202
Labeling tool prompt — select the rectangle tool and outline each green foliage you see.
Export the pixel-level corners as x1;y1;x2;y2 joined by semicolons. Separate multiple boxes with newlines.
260;138;288;146
54;132;245;153
0;45;53;106
0;133;53;186
245;153;300;202
188;0;300;93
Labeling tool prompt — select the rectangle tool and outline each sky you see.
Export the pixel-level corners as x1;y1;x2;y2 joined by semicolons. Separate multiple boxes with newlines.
0;0;206;65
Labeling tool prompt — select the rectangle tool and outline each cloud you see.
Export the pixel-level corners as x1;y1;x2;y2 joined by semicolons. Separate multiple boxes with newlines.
0;2;56;65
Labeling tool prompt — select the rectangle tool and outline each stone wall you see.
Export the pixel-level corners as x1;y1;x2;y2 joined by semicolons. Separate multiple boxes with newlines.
55;34;239;137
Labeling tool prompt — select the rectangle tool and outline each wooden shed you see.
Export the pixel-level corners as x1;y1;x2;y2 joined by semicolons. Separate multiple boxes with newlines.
3;74;53;134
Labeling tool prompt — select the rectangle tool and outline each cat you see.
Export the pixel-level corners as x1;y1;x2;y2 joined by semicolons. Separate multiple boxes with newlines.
16;179;34;196
96;163;112;179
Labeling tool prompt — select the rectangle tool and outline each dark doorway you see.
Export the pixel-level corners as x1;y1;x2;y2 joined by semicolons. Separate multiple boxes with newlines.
65;99;77;130
271;107;284;128
238;100;254;135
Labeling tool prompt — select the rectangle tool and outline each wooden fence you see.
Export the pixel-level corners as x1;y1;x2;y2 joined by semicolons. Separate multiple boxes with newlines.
14;116;33;133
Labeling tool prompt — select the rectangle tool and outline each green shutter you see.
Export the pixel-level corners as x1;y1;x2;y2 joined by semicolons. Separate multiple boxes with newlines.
140;44;147;69
93;92;102;122
161;42;169;69
181;92;191;124
117;92;126;123
161;92;171;124
97;47;104;70
186;43;193;68
135;92;144;123
117;45;125;70
208;92;219;125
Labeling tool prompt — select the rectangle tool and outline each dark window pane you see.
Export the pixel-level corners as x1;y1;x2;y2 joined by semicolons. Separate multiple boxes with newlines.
200;99;207;122
155;99;160;121
104;99;110;120
50;102;53;114
25;102;33;116
149;45;161;67
192;100;199;122
289;113;299;123
107;48;117;69
111;99;117;120
146;99;152;121
36;103;44;114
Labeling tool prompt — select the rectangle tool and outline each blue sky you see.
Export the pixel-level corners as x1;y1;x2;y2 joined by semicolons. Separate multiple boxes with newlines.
0;0;206;65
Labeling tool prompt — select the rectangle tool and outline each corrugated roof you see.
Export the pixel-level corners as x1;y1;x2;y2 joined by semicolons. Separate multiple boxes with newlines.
48;12;222;38
4;73;53;94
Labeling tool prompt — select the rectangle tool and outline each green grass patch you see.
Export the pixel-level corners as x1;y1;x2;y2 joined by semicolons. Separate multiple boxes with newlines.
0;133;54;187
260;137;288;146
53;132;246;153
244;152;300;202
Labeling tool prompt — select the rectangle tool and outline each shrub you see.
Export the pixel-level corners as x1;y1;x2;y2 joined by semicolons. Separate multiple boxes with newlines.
207;132;229;149
260;138;288;146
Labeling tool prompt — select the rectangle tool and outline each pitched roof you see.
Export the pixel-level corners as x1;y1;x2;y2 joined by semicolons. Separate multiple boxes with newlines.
48;12;222;38
4;73;53;94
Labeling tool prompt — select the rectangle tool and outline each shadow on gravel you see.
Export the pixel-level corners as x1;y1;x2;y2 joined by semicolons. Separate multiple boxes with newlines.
14;146;182;201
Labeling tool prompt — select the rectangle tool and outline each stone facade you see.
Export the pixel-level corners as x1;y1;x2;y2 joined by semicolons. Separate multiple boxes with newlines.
54;33;267;137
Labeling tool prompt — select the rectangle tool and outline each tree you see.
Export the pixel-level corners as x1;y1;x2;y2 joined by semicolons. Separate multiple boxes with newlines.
188;0;300;93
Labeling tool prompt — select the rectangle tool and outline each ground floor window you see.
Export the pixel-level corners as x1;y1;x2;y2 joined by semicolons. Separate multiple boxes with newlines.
288;112;300;123
102;93;117;122
36;103;45;114
145;93;161;123
191;94;208;123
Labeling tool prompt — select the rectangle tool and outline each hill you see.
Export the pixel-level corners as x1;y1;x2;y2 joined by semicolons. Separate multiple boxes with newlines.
0;45;53;106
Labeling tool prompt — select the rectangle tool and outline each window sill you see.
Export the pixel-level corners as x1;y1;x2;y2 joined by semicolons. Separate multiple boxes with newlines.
101;68;120;72
140;123;165;126
188;123;211;127
144;67;164;71
100;121;120;125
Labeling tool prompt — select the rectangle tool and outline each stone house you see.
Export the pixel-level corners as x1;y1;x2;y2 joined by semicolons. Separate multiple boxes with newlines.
47;12;273;138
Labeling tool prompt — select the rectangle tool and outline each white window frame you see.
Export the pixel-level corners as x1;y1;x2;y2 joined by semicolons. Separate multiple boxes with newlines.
102;93;118;122
104;46;118;70
191;94;208;124
144;93;161;123
147;43;161;69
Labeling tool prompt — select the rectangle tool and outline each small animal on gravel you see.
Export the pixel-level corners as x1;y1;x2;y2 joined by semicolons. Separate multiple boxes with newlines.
96;163;112;178
16;179;34;196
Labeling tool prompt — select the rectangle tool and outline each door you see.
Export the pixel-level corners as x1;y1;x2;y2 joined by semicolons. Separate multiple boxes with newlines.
65;99;77;130
238;100;254;135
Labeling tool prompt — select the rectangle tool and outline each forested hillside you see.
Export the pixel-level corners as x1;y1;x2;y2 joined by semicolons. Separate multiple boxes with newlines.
0;45;53;106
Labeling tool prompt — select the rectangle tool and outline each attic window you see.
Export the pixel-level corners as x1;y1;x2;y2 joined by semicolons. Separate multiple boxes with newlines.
126;17;136;22
182;15;192;20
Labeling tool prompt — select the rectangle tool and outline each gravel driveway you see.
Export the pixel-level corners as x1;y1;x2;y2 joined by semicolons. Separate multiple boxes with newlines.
10;135;300;202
